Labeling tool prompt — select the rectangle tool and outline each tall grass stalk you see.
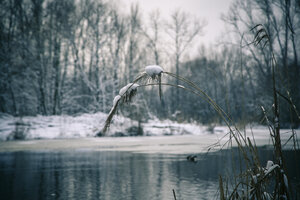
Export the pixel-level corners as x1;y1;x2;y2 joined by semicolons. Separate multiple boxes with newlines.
252;24;288;198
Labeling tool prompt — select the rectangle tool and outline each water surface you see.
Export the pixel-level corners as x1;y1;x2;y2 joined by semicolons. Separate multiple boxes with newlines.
0;148;299;200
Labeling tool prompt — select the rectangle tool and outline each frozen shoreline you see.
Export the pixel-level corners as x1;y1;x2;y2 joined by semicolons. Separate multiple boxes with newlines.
1;132;299;154
0;112;299;154
0;112;220;141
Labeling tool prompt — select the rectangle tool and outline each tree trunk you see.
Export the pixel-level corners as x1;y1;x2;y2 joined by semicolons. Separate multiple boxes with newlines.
32;0;47;115
175;53;180;106
52;38;61;115
60;47;69;113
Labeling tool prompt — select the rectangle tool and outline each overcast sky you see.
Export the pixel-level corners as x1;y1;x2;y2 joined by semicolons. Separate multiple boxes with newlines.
125;0;233;49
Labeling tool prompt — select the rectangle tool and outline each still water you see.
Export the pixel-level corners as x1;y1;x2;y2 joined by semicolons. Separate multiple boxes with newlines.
0;148;299;200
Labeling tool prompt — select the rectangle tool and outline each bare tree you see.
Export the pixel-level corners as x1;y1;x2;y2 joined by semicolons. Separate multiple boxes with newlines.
126;3;142;82
223;0;300;126
109;9;126;96
167;9;206;107
142;9;163;66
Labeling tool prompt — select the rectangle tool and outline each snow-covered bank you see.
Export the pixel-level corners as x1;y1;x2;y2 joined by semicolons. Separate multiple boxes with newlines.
0;112;128;140
0;112;211;141
0;112;299;147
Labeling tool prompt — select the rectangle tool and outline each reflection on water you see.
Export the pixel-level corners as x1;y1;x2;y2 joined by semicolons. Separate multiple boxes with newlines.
0;148;299;200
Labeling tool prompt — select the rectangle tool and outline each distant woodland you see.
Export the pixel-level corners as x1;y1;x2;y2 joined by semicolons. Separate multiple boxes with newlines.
0;0;299;127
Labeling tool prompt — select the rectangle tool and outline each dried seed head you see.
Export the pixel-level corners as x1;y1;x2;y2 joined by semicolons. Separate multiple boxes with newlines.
102;83;140;134
119;83;139;103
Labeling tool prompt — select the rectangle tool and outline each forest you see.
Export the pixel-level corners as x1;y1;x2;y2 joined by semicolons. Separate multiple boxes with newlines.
0;0;299;128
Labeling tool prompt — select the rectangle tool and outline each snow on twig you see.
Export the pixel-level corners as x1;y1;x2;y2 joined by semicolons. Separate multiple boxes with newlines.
145;65;163;78
119;83;139;96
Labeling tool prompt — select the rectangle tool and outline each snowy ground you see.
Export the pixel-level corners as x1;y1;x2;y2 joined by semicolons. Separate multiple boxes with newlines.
0;112;299;153
0;112;217;141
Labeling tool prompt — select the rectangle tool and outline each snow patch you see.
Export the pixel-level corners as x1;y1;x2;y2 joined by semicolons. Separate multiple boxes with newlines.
0;113;136;140
266;160;274;170
143;118;207;136
265;164;279;175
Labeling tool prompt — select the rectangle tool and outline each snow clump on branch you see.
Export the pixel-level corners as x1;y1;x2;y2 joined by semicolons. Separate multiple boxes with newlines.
145;65;163;79
113;95;121;107
119;83;139;96
145;65;164;100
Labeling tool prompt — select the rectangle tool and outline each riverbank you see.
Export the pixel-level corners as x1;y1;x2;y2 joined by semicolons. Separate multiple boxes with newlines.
0;112;211;140
1;131;299;154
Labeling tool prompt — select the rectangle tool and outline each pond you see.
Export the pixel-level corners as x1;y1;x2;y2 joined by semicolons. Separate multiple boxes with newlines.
0;148;299;200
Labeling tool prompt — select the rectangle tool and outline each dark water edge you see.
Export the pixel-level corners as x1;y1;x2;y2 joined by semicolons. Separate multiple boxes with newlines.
0;148;299;200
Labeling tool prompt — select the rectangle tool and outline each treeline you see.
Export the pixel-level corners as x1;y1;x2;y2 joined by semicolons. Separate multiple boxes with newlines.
152;0;300;127
0;0;153;115
0;0;299;127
